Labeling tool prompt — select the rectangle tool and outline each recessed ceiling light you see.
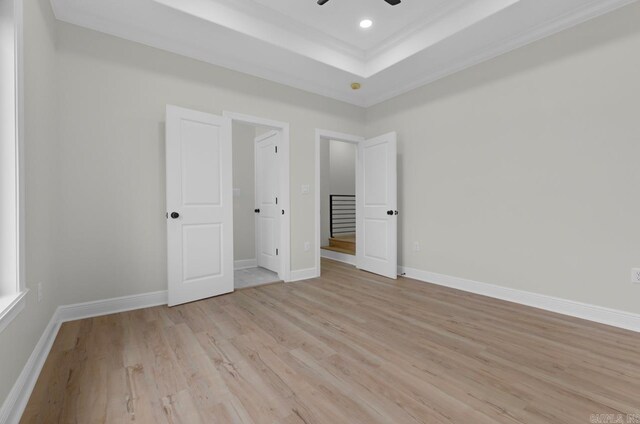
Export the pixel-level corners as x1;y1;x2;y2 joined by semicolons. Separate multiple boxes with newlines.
359;19;373;29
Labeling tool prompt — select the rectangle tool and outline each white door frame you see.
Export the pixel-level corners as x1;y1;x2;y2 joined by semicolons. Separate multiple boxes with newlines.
224;111;291;282
314;129;364;278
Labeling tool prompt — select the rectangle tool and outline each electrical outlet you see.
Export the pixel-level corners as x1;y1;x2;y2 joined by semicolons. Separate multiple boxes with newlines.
632;269;640;284
37;282;43;303
304;241;311;252
413;241;421;252
301;185;310;195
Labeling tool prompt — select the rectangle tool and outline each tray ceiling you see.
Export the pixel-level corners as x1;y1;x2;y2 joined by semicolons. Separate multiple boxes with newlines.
50;0;637;106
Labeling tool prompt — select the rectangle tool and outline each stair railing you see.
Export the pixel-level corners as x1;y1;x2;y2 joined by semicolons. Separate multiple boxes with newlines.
330;194;356;238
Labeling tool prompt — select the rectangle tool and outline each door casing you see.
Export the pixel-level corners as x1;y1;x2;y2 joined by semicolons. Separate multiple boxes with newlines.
314;129;398;279
315;130;363;278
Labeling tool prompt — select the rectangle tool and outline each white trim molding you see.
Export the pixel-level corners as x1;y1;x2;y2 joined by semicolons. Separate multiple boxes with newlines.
320;249;356;266
0;0;26;333
50;0;638;107
0;290;28;334
365;0;640;106
289;268;320;283
0;309;60;424
399;266;640;333
15;0;26;307
56;291;168;323
234;259;257;270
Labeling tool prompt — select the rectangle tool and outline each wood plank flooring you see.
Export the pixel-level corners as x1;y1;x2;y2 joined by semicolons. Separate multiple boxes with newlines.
21;259;640;423
322;234;356;255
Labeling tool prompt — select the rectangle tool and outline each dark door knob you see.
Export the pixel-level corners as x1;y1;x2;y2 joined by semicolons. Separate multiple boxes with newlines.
387;210;394;215
170;212;180;219
254;209;260;213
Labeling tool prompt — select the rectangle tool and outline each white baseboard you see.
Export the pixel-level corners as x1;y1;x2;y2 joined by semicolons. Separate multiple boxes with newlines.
321;249;356;265
288;267;319;282
234;259;257;270
57;291;168;323
0;290;169;424
0;313;60;424
399;266;640;333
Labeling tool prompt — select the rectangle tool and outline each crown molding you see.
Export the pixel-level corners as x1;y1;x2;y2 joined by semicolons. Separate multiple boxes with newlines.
363;0;639;107
50;0;639;107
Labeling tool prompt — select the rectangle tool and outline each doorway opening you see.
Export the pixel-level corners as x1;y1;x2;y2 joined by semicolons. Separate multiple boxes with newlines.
315;130;363;275
225;112;291;288
315;129;398;279
320;139;357;259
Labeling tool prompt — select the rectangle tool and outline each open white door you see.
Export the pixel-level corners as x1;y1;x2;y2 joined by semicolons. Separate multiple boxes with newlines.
356;132;398;279
255;131;281;273
166;105;234;306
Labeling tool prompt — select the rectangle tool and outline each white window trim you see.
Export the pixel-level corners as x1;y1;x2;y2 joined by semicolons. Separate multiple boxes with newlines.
0;0;27;334
0;292;27;333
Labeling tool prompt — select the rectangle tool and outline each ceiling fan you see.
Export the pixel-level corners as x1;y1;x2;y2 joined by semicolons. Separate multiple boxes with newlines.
317;0;401;5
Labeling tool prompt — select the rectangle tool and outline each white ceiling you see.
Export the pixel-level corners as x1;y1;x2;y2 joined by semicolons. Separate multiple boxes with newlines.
249;0;452;51
50;0;637;107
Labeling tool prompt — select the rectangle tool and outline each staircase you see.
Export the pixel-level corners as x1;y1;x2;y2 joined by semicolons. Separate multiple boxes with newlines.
322;194;356;255
322;234;355;255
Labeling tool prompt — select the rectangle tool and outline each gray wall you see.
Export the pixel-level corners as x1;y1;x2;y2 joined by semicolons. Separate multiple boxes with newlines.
54;19;365;305
330;140;356;198
366;2;640;314
2;9;364;405
232;122;257;262
0;0;60;405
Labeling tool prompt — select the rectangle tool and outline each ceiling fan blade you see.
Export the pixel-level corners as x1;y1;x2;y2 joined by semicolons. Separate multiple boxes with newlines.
318;0;399;5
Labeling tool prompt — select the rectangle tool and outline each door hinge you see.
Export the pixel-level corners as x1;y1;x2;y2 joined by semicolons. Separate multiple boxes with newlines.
275;146;278;153
276;248;279;256
275;197;278;205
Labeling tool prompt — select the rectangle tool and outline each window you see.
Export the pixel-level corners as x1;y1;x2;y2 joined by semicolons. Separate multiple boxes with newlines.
0;0;26;333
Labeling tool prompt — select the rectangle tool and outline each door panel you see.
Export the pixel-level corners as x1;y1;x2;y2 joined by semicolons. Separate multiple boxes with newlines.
363;142;389;205
363;219;388;260
181;121;221;205
182;224;221;281
356;132;397;279
166;105;233;306
255;131;280;273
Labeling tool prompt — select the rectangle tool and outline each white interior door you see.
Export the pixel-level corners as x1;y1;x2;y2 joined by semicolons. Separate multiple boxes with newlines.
166;105;234;306
255;131;280;273
356;132;398;279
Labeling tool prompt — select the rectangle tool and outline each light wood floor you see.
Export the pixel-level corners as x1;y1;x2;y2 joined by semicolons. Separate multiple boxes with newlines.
322;234;356;255
22;259;640;423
